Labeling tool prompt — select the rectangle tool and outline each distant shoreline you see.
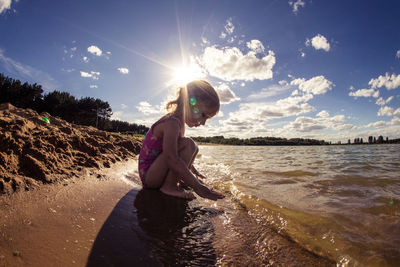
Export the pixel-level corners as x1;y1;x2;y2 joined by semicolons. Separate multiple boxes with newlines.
194;140;400;146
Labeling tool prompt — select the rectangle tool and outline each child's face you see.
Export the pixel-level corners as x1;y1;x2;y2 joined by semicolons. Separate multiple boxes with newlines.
186;99;217;128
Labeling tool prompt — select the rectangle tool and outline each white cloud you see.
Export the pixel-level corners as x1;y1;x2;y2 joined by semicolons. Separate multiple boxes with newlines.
136;101;162;115
83;56;89;63
121;104;128;109
391;116;400;125
117;67;129;74
284;114;355;133
61;68;75;73
349;85;355;90
90;85;98;88
289;0;305;14
349;88;379;98
291;89;299;96
200;45;276;81
367;120;388;128
0;0;12;14
224;17;235;35
227;36;236;44
376;106;400;117
220;18;235;40
306;34;330;52
396;50;400;58
215;83;240;104
247;83;291;100
279;80;288;86
317;110;330;118
87;45;102;56
375;96;393;106
377;106;394;116
219;93;315;134
285;116;326;132
368;73;400;90
111;111;122;121
290;75;333;95
201;37;210;45
71;47;77;51
80;71;100;80
246;40;265;54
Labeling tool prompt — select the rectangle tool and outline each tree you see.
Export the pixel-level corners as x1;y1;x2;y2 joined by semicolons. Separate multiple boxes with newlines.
0;73;149;133
0;73;43;110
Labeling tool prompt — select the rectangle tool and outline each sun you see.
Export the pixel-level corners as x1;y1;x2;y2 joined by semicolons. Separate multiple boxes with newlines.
172;67;197;85
170;60;206;86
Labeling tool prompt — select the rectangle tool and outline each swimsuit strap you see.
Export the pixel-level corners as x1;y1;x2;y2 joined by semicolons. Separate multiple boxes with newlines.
168;116;182;127
152;115;182;130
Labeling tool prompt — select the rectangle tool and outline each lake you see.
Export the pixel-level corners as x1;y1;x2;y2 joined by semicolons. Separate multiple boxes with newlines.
195;144;400;266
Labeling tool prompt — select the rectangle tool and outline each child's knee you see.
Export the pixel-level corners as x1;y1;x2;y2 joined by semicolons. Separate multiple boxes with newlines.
179;137;197;153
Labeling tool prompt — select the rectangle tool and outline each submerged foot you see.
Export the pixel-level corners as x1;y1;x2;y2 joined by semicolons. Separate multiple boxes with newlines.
160;186;195;200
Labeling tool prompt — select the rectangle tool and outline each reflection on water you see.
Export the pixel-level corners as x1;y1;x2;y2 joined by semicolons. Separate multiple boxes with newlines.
197;144;400;266
133;189;222;266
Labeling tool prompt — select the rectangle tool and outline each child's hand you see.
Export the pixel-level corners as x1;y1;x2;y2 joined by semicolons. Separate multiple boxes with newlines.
195;185;225;201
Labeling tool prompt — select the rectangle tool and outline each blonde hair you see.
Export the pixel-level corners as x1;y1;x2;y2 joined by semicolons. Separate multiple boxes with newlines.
166;80;220;118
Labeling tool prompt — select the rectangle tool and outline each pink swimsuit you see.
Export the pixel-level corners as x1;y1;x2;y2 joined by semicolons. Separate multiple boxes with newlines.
138;116;182;186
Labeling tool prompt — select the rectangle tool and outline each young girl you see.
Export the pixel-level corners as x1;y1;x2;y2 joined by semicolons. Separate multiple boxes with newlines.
138;80;224;200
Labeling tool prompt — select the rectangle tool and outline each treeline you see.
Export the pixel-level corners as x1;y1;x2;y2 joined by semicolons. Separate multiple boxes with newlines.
348;136;400;145
0;73;148;134
192;136;329;146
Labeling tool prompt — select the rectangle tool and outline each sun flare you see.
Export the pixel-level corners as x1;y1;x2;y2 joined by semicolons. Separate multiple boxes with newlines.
170;60;206;86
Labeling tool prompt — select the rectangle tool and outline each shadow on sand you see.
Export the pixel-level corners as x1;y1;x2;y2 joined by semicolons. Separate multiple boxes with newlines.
87;189;221;266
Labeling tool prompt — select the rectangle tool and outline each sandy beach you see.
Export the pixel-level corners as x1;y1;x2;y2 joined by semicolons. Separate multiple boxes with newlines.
0;104;335;266
0;160;162;267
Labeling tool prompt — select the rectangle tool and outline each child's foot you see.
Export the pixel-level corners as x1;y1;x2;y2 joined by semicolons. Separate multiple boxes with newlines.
194;185;225;201
160;186;196;200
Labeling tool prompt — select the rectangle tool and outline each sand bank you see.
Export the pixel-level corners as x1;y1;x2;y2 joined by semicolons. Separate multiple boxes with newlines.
0;103;141;195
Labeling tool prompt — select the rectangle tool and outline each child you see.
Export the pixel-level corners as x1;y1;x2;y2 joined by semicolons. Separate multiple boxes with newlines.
138;80;225;200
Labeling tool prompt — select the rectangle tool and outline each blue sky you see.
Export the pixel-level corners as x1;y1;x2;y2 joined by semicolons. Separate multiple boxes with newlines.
1;0;400;142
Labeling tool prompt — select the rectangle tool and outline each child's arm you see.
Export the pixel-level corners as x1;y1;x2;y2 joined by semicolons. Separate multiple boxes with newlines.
191;165;206;179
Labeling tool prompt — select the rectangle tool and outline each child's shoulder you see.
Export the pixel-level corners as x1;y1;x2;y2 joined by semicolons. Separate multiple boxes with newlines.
152;115;182;137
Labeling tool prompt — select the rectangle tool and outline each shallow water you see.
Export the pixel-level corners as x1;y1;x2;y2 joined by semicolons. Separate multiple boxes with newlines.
195;144;400;266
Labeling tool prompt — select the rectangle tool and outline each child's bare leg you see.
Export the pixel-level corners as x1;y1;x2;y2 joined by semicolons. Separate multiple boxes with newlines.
162;138;224;200
145;137;224;200
144;137;197;199
159;138;198;199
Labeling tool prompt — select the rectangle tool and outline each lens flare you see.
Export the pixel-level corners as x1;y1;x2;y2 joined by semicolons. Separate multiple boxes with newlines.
190;97;197;106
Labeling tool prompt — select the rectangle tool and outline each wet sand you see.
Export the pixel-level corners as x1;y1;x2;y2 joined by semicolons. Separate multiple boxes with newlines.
0;159;158;266
0;158;335;266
